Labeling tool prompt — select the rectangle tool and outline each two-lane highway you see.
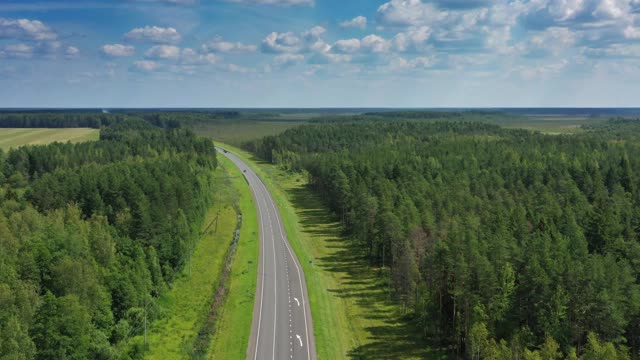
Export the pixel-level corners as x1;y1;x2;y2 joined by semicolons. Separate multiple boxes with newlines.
217;148;316;360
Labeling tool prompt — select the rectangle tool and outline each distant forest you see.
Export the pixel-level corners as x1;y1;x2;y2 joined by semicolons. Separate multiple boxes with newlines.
247;118;640;359
0;111;241;129
0;118;218;359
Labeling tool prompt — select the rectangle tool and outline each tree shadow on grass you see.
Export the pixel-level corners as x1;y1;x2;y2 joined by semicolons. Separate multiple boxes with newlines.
288;182;448;360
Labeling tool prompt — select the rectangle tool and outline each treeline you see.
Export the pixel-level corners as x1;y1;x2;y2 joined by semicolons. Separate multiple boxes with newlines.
248;119;640;359
304;110;524;126
0;113;125;128
0;111;241;129
0;119;218;359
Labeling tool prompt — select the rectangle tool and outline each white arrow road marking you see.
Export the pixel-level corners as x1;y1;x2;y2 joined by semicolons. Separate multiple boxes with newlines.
294;297;300;306
296;334;303;347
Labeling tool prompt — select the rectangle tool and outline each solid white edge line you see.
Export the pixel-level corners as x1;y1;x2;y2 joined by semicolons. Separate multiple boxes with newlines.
252;177;266;360
264;189;278;360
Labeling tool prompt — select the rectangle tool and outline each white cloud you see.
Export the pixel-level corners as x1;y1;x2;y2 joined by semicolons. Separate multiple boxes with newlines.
315;52;353;63
393;26;432;52
332;29;432;56
65;46;80;59
274;53;305;66
520;27;577;56
133;60;160;72
125;26;181;43
388;55;435;71
483;25;512;54
377;0;445;27
340;16;367;29
0;18;57;41
624;25;640;39
361;34;392;53
180;48;219;64
261;26;327;54
225;63;253;73
0;43;33;59
202;37;257;53
101;44;135;57
333;39;361;53
262;32;302;53
145;45;181;59
519;60;568;80
583;43;640;57
548;0;586;21
592;0;631;20
304;26;326;39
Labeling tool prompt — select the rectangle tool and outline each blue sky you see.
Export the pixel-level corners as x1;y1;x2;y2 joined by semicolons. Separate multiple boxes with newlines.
1;0;640;107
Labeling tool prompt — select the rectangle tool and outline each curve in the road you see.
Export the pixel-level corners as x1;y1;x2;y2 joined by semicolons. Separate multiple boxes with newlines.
217;148;316;360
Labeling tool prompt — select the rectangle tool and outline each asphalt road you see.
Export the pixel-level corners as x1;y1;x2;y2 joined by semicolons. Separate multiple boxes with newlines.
217;148;316;360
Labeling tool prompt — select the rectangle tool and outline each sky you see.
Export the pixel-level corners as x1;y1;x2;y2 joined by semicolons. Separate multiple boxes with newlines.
1;0;640;108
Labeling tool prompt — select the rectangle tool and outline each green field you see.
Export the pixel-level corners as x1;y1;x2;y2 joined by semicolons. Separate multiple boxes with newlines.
0;128;99;150
218;144;446;360
498;117;604;134
193;121;305;146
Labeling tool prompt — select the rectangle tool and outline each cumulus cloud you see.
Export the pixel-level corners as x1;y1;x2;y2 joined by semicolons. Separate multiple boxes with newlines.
202;37;257;53
125;26;181;43
261;32;302;53
583;43;640;58
274;53;305;66
180;48;219;64
145;44;181;59
0;18;57;41
261;27;327;54
65;46;80;59
548;0;586;21
519;27;577;56
340;16;367;29
333;39;361;53
0;43;33;59
225;63;253;73
0;41;76;60
519;60;569;80
624;25;640;39
361;34;393;53
376;0;445;27
133;60;160;72
388;55;436;71
101;44;135;57
393;26;432;52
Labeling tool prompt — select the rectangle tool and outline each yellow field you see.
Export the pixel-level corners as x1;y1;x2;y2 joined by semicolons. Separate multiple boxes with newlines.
0;128;99;150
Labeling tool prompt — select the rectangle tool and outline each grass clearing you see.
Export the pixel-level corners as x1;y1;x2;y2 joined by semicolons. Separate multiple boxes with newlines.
139;165;239;360
207;155;259;359
217;143;446;360
498;117;605;134
192;121;305;146
0;128;99;150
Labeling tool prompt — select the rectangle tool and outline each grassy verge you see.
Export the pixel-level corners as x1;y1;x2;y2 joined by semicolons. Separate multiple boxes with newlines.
207;155;259;359
139;165;239;359
217;143;446;360
0;128;99;150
